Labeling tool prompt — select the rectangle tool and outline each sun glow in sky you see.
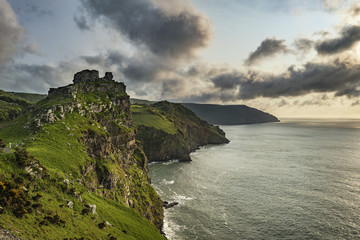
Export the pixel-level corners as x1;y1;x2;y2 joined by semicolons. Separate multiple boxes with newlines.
1;0;360;118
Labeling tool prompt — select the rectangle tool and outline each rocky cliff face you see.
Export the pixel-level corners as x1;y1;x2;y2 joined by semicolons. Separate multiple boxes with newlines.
25;70;163;229
132;101;229;162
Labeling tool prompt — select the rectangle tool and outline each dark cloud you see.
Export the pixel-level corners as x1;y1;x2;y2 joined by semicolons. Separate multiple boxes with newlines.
0;0;25;63
240;61;360;99
184;59;360;102
78;0;212;60
293;38;314;53
211;72;244;90
316;25;360;55
245;38;290;66
0;62;77;93
74;14;91;31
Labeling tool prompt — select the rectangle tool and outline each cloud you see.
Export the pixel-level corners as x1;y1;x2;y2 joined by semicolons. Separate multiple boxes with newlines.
23;43;41;56
245;38;290;66
293;38;315;53
240;60;360;99
78;0;212;60
322;0;347;11
316;25;360;55
182;58;360;102
0;0;26;63
74;14;91;31
0;62;79;93
26;4;52;18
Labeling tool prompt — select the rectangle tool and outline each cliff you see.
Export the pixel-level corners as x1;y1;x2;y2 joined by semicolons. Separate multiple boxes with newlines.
0;70;164;239
182;103;279;125
132;101;229;162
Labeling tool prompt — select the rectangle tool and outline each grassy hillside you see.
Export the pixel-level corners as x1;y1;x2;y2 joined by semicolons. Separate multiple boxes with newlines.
0;90;31;122
130;98;279;125
12;92;47;104
0;70;165;239
131;101;229;162
182;103;279;125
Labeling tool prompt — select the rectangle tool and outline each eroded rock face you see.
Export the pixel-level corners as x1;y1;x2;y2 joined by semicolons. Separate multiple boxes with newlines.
73;69;99;84
29;70;163;230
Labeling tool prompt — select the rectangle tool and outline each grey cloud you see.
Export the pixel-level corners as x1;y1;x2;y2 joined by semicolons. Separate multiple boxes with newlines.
27;4;52;17
349;5;360;16
322;0;346;11
23;43;41;56
78;0;212;60
239;61;360;99
293;38;314;53
278;99;288;107
0;62;76;93
0;0;25;63
186;59;360;102
245;38;290;66
80;51;125;68
211;73;244;90
80;51;171;82
74;14;91;31
316;25;360;55
351;100;360;106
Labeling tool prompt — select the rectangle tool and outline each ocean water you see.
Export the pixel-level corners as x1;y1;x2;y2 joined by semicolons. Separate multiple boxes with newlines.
149;119;360;240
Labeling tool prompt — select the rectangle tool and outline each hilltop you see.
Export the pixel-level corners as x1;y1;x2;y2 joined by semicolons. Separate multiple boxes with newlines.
132;101;229;162
0;70;165;239
131;98;279;125
182;103;279;125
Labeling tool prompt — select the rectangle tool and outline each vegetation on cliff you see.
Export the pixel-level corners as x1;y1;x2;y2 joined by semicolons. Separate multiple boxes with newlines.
0;70;164;239
182;103;279;125
132;101;229;162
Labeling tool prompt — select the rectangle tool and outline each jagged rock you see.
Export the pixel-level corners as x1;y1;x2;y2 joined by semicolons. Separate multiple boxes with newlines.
63;178;70;186
66;201;73;209
163;201;178;209
88;204;96;214
104;72;113;80
0;229;23;240
73;69;99;84
24;162;44;178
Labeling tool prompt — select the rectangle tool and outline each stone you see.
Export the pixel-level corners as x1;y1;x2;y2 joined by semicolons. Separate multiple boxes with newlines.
88;204;96;214
163;201;178;209
104;72;113;80
63;178;70;186
73;69;99;84
67;201;73;209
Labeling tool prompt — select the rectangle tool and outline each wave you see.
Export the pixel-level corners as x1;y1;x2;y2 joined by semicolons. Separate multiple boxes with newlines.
162;179;175;185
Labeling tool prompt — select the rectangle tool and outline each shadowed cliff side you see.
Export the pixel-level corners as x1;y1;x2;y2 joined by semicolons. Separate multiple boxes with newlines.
132;101;229;162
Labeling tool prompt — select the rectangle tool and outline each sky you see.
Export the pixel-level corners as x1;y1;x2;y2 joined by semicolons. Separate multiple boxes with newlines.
1;0;360;118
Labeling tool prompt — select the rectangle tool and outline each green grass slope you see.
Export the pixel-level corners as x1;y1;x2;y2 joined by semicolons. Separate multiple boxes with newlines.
182;103;279;125
131;101;229;162
12;92;47;104
0;70;165;239
0;90;31;122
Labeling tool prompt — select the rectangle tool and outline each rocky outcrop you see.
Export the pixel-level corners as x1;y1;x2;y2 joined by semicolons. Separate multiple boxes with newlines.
133;101;229;162
28;70;163;230
0;229;23;240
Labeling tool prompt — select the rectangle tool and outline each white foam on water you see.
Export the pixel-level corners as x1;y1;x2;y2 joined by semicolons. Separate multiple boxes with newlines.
162;179;175;185
163;210;188;240
163;159;179;165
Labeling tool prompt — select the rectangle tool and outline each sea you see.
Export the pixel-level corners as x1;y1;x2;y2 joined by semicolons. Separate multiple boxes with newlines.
149;119;360;240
